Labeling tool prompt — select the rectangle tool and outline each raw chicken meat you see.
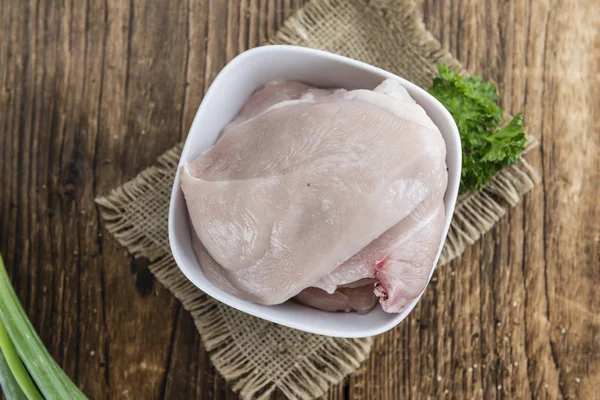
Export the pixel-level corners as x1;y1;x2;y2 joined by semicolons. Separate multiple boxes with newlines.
294;284;378;314
181;79;447;313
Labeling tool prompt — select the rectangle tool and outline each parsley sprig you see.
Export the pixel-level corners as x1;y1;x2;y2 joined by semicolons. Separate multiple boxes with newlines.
428;64;527;192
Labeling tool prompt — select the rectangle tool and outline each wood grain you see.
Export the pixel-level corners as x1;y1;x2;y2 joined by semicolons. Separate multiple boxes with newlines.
1;0;598;399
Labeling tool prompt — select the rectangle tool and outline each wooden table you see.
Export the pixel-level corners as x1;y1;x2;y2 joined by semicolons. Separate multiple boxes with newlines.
1;0;598;398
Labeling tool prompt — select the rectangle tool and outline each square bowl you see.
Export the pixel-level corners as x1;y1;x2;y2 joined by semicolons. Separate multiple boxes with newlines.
168;45;461;338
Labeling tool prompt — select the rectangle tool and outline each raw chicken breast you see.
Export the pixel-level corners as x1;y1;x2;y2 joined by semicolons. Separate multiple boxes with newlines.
181;79;447;313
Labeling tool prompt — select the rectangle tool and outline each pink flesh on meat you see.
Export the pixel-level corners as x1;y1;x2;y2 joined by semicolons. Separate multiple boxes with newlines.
181;80;447;313
294;284;378;314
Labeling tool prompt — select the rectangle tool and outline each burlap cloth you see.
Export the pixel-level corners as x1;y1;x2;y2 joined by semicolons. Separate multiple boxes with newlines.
96;0;538;398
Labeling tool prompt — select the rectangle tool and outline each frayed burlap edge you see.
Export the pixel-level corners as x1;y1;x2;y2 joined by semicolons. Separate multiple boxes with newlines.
213;332;372;400
272;0;465;77
439;156;538;264
95;146;181;260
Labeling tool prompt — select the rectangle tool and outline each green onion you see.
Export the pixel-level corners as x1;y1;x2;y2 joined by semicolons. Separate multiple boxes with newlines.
0;348;28;400
0;322;40;400
0;253;87;399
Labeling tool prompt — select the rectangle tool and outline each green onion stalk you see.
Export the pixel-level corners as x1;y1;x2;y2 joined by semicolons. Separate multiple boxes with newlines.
0;253;87;399
0;346;28;400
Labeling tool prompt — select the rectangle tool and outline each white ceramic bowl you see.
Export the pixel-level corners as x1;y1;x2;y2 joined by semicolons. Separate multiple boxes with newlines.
168;45;461;338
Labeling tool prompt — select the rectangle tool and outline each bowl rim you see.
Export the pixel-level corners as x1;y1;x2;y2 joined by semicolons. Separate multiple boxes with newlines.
168;44;461;338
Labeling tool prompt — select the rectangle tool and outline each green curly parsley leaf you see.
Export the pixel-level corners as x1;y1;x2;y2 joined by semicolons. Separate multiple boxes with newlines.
428;63;527;192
